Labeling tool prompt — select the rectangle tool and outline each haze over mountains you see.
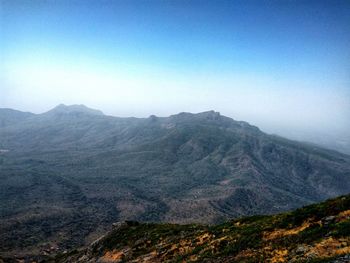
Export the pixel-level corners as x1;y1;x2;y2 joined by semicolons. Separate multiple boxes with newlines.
0;104;350;258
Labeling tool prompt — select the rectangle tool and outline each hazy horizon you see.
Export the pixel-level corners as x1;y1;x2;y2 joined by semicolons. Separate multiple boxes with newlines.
1;0;350;146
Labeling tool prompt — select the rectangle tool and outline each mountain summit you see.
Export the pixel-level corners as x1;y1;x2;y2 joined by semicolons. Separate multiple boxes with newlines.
45;104;104;116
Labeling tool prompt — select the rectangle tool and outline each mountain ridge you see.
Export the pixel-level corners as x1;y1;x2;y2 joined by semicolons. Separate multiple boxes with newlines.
0;108;35;128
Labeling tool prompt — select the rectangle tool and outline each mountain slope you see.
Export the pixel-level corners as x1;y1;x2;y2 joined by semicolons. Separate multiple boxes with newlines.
50;194;350;262
0;106;349;258
0;108;34;128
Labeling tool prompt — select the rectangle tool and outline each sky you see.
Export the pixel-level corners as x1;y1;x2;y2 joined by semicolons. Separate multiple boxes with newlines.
0;0;350;144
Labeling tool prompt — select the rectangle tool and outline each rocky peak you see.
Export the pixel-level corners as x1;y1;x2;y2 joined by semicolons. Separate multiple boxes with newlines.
45;104;104;116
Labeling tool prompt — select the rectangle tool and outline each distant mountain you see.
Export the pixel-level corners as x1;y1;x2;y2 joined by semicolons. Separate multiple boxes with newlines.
54;194;350;263
0;105;349;258
44;104;105;116
0;108;34;128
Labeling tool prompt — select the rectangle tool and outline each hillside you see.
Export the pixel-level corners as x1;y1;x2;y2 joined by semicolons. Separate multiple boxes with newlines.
14;194;350;262
0;105;350;258
0;108;34;128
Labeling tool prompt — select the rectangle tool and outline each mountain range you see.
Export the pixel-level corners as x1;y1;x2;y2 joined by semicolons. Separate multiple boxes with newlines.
0;104;349;258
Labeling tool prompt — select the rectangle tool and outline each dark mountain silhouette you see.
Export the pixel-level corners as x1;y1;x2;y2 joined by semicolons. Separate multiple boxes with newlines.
0;105;349;258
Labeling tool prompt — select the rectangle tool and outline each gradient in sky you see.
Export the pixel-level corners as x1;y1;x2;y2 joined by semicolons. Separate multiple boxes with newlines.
0;0;350;139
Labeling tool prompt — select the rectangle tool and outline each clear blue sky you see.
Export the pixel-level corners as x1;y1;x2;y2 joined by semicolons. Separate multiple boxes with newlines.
0;0;349;138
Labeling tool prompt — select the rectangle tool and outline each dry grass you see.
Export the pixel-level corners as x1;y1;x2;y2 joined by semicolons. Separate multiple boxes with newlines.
306;237;350;258
263;220;313;241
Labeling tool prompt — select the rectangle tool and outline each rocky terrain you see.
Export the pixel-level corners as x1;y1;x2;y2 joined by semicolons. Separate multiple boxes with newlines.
0;105;350;258
4;194;350;262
